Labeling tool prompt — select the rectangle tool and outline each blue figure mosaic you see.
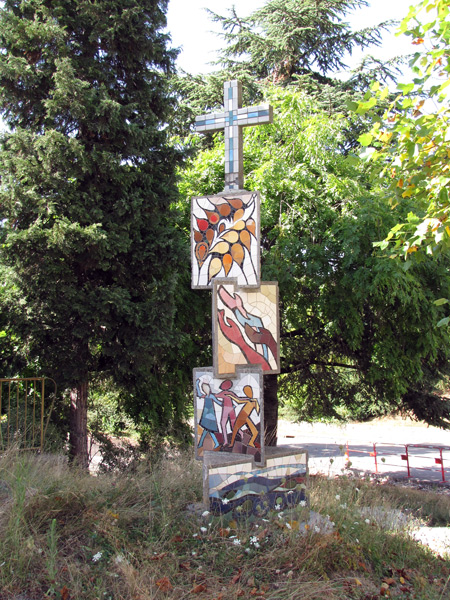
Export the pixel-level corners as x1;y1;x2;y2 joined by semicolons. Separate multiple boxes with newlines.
194;368;264;465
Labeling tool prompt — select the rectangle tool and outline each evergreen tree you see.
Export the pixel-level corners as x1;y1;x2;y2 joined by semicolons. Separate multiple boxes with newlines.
173;0;404;148
0;0;184;466
209;0;390;83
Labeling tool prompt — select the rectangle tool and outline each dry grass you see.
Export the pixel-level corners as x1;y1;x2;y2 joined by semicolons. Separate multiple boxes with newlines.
0;448;449;600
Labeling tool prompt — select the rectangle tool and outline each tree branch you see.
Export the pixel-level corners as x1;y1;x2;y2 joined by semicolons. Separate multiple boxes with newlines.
281;360;359;375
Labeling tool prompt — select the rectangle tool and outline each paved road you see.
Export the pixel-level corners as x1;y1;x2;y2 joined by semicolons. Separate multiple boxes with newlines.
277;418;450;484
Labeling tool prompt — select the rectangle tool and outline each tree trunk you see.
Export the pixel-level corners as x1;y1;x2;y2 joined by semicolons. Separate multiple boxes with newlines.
264;373;278;446
69;381;89;469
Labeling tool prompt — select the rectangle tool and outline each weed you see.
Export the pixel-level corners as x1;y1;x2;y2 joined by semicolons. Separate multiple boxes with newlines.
0;449;448;600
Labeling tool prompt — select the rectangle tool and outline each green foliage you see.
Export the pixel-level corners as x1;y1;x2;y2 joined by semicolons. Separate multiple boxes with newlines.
173;0;403;150
208;0;391;83
0;1;187;443
355;0;450;258
88;377;135;436
181;85;450;426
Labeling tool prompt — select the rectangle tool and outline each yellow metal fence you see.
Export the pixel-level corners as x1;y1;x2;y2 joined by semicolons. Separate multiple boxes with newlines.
0;378;57;452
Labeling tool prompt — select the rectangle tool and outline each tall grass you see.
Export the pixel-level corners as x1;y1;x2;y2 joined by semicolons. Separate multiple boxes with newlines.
0;447;448;600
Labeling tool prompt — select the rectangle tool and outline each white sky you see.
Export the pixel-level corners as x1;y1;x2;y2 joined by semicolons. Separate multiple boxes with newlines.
166;0;416;77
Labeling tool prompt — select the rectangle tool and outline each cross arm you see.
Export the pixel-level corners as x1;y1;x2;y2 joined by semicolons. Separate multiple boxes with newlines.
195;111;227;132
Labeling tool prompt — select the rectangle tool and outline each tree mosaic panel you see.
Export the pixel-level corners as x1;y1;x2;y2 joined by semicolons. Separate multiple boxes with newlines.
203;450;308;518
213;280;280;377
191;192;260;289
194;368;264;465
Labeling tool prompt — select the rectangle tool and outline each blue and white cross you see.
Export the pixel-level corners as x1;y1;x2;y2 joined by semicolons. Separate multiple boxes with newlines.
195;80;273;192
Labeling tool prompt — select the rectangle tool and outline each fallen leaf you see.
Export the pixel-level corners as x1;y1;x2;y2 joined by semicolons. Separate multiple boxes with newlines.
151;552;168;561
191;583;207;594
237;590;244;597
218;528;230;538
179;562;191;571
257;528;269;540
383;578;395;585
247;576;256;587
156;577;173;592
60;586;69;600
231;569;242;584
354;578;362;586
171;535;183;543
249;588;262;596
395;568;411;581
399;576;405;584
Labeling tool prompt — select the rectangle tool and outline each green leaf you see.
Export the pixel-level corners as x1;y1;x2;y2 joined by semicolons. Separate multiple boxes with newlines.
437;317;450;327
346;100;359;112
403;260;413;271
380;87;389;100
434;298;449;306
398;83;415;94
345;153;359;166
356;97;377;114
358;133;373;147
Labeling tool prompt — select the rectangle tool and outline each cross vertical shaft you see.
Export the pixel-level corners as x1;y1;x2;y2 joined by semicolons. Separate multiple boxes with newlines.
195;80;273;192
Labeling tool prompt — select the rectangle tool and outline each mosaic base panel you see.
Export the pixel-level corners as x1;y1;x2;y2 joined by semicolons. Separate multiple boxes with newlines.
194;367;264;465
213;280;280;377
191;192;260;289
203;448;308;519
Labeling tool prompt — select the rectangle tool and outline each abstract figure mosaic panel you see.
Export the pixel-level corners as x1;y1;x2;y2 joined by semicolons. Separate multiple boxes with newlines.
213;280;280;376
204;451;308;518
191;192;260;289
194;368;264;465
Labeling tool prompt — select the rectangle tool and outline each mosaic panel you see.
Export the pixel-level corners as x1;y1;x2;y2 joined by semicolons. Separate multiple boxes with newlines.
193;367;264;465
195;80;273;192
213;280;280;377
191;192;260;289
203;449;308;518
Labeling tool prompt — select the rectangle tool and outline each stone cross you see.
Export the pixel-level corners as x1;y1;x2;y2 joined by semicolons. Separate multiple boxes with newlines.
195;80;273;192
